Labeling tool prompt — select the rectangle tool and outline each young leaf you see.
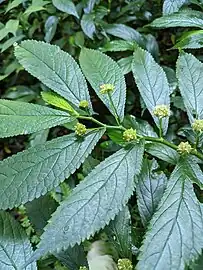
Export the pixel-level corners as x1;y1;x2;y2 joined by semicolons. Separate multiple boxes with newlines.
150;9;203;29
135;159;167;225
177;52;203;121
173;30;203;49
132;46;170;134
79;48;126;121
0;129;105;209
0;99;74;138
145;142;179;164
106;206;132;259
0;211;36;269
14;41;92;110
6;0;23;13
163;0;189;15
137;160;203;270
28;141;144;261
52;0;79;18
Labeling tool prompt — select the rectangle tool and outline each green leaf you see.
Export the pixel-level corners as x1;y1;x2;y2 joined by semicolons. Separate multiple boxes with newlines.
150;9;203;29
163;66;177;93
117;56;133;75
163;0;189;15
0;211;36;269
55;244;88;269
24;0;49;17
177;52;203;121
106;206;132;259
26;195;58;234
101;40;135;52
132;46;170;134
84;0;98;13
0;34;25;53
135;159;167;225
52;0;79;18
145;142;179;164
41;91;77;114
0;99;74;138
0;129;105;209
29;129;49;147
79;48;126;121
44;16;58;43
6;0;23;13
29;141;144;261
173;30;203;49
81;14;96;39
137;160;203;270
0;20;19;42
14;40;92;110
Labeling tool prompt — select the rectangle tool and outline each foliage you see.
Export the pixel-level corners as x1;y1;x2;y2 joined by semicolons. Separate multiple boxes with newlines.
2;0;203;269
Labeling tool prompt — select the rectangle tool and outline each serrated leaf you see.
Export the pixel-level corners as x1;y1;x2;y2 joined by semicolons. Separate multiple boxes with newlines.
136;159;167;225
177;52;203;121
81;14;96;39
132;46;170;134
52;0;79;18
28;141;144;261
106;206;132;259
0;99;74;138
173;30;203;49
79;48;126;121
117;56;133;75
145;142;179;164
0;211;36;269
137;160;203;270
26;195;58;234
14;40;92;110
150;9;203;29
101;40;135;52
0;129;105;209
163;0;189;15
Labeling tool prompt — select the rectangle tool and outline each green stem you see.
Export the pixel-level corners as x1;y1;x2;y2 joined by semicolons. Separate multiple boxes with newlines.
107;92;120;125
195;133;200;149
159;118;163;138
141;136;178;151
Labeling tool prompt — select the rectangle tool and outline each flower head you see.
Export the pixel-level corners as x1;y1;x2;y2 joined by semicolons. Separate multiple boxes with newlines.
117;258;133;270
100;84;114;94
192;119;203;133
79;100;89;109
123;128;137;142
75;123;87;136
153;105;170;118
177;142;192;154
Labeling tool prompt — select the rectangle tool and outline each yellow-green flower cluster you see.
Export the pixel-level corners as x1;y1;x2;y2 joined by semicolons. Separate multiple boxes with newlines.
100;84;114;94
192;119;203;133
79;267;88;270
75;123;87;136
79;100;89;108
177;142;192;154
153;105;170;118
123;128;137;142
117;258;133;270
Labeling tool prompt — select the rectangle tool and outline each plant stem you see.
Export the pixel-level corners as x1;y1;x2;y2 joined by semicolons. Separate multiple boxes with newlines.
141;136;178;151
195;133;200;149
159;118;163;138
107;92;120;125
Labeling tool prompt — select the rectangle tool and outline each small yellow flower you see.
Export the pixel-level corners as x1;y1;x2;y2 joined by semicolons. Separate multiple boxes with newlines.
177;142;192;154
79;267;88;270
117;258;133;270
75;123;87;136
79;100;89;108
153;105;170;118
100;84;114;94
123;128;137;142
192;119;203;133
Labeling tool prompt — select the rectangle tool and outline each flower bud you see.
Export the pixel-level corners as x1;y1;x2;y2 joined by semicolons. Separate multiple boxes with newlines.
177;142;192;154
75;123;87;136
123;128;137;142
79;100;89;108
192;119;203;133
117;258;133;270
153;105;170;118
100;84;114;94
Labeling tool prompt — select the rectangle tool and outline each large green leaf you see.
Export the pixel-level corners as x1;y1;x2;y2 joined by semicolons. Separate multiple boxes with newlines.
52;0;79;18
137;159;203;270
79;48;126;121
132;46;170;133
0;211;36;269
136;159;167;226
0;99;74;138
28;141;144;261
173;30;203;49
150;9;203;29
14;41;92;110
163;0;188;15
177;52;203;121
0;129;105;209
81;14;96;39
